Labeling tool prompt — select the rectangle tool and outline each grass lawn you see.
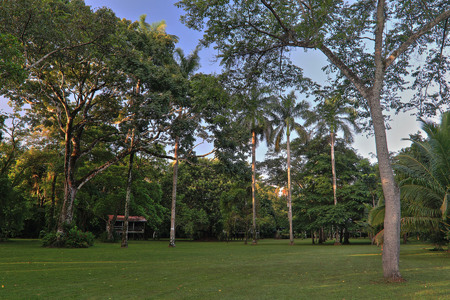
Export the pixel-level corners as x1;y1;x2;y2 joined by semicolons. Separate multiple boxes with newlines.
0;238;448;299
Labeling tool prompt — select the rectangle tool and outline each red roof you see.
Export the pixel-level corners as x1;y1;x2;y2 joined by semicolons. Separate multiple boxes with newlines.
108;215;147;222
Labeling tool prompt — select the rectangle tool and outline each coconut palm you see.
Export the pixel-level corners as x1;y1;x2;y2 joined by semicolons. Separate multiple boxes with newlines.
395;112;449;247
237;87;273;245
269;91;309;245
305;93;359;244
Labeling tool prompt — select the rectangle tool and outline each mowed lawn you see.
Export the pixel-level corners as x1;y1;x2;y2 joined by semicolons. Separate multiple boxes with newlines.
0;239;448;299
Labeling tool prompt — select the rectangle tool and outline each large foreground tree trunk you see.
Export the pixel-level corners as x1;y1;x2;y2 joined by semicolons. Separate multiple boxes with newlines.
57;124;77;235
169;137;179;248
370;0;402;281
369;94;402;280
57;184;77;234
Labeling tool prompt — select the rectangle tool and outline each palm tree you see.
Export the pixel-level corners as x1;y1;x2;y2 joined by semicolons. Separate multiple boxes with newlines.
305;93;359;244
237;87;273;245
138;15;179;42
269;91;309;245
395;112;449;247
168;46;201;248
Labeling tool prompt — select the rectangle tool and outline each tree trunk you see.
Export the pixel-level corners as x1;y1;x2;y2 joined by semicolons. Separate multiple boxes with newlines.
121;151;134;248
369;0;402;281
57;117;78;235
318;227;325;244
286;132;294;246
251;130;257;245
107;213;118;241
169;137;179;248
331;131;337;206
343;227;350;245
370;96;402;280
48;171;57;231
57;183;77;234
331;131;341;245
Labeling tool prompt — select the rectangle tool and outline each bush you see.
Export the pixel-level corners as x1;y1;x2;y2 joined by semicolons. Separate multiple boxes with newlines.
42;226;95;248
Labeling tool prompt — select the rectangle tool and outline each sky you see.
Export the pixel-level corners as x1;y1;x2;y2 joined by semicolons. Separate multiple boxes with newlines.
1;0;425;162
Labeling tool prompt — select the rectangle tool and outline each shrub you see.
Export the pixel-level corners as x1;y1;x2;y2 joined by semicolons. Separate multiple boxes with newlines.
42;226;95;248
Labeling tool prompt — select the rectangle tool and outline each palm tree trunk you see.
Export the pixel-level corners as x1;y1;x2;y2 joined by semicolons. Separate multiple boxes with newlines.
331;131;337;206
121;151;134;248
251;130;257;245
169;136;179;248
330;131;340;245
286;132;294;246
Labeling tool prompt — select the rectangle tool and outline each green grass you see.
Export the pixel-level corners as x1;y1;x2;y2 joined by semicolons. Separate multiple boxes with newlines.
0;239;448;299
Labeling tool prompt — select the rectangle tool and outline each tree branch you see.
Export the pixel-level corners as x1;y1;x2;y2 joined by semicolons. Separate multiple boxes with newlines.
385;9;450;69
26;41;96;70
318;44;371;99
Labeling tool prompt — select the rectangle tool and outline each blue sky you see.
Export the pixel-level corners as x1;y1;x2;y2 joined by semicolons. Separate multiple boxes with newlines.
1;0;423;161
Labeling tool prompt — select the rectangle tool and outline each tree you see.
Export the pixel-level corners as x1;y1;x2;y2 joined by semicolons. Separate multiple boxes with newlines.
178;0;450;280
1;2;181;242
305;92;359;244
269;91;309;245
2;1;130;237
236;87;273;244
395;112;450;247
295;136;374;244
168;46;201;248
118;14;181;248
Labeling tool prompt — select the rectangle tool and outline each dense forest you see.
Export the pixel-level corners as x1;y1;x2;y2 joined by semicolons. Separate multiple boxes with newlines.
1;0;448;282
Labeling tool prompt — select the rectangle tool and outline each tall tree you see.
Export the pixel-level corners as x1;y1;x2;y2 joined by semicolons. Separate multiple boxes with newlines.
119;14;181;248
1;2;179;240
305;92;359;243
168;46;201;248
178;0;450;280
269;91;309;245
236;87;273;244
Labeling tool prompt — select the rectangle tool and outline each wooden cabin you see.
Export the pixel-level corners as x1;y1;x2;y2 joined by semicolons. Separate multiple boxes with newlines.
107;215;147;239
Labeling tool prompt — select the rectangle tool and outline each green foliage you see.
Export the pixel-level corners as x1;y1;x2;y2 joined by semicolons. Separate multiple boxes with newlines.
395;112;450;246
269;91;310;151
294;136;376;237
0;175;27;240
305;92;360;142
78;158;167;235
42;225;94;248
0;33;26;92
161;158;251;239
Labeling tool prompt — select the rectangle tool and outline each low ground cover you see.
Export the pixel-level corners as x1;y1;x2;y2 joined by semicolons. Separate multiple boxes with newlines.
0;239;448;299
